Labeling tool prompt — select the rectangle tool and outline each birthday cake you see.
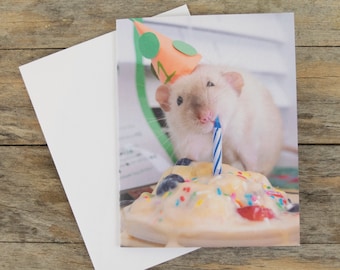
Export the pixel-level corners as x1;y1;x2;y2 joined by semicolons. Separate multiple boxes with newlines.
121;159;300;247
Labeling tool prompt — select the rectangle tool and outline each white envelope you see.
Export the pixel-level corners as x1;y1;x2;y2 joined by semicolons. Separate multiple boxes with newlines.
19;5;197;270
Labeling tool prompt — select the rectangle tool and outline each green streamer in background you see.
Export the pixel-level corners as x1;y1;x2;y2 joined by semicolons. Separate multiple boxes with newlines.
132;19;176;163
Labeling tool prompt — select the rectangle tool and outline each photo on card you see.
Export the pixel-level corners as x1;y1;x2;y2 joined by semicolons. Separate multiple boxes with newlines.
116;13;299;247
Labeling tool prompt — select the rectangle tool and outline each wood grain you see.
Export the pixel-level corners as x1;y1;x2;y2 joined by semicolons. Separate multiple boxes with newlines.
1;47;339;145
1;0;339;49
296;47;340;144
0;0;339;269
151;244;340;270
0;146;83;243
0;146;339;254
0;243;92;270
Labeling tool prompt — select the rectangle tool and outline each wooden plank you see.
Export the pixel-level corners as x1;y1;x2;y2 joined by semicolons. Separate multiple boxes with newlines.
0;145;339;244
0;146;83;243
0;243;339;269
296;47;340;79
151;244;340;269
0;243;92;270
298;145;340;244
0;0;339;49
298;76;340;144
0;106;45;145
0;49;59;145
296;47;340;144
0;47;339;145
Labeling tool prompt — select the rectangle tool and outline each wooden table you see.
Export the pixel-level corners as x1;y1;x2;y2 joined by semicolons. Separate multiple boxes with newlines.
1;1;339;269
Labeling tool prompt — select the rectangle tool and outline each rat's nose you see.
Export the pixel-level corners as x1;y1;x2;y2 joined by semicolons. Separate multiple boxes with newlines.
198;110;214;124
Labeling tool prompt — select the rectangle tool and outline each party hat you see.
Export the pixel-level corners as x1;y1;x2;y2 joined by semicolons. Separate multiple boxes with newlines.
133;20;202;84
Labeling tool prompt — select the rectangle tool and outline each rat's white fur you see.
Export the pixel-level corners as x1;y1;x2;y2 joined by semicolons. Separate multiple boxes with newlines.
156;64;283;175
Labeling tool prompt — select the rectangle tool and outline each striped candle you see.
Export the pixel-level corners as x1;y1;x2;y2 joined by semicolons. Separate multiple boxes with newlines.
213;116;222;175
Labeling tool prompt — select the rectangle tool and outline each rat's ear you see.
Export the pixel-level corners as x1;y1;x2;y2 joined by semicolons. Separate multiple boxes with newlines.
223;72;244;93
156;84;171;112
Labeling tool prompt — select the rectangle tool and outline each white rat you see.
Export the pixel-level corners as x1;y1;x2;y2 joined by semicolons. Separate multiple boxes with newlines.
155;64;283;175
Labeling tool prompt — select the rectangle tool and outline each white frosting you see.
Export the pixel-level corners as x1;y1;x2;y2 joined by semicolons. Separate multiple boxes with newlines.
121;162;299;247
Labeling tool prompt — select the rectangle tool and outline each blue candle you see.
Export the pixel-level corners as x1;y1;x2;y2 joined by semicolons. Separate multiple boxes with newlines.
213;116;222;175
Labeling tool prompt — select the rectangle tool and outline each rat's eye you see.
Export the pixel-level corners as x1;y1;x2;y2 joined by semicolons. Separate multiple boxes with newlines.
177;96;183;106
206;81;215;87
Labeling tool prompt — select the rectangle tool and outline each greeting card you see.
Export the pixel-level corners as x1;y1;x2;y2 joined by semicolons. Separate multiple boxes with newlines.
116;13;299;247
